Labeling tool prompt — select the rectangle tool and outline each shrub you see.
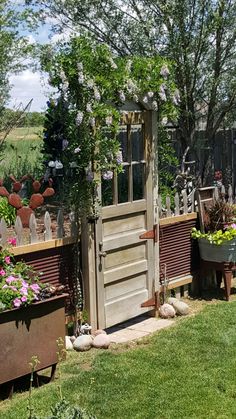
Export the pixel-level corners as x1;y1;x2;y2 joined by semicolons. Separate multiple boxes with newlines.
0;197;16;225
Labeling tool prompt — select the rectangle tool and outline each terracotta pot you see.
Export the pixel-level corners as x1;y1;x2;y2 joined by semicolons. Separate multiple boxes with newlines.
198;238;236;263
0;294;67;387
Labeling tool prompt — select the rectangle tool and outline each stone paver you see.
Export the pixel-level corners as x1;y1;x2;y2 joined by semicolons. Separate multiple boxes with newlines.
107;316;175;344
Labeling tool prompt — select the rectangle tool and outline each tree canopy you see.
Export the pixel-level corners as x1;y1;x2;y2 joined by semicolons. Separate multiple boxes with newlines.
26;0;236;182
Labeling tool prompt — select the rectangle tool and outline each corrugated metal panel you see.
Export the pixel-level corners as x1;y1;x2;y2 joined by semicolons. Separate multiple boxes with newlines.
15;244;77;314
159;218;199;283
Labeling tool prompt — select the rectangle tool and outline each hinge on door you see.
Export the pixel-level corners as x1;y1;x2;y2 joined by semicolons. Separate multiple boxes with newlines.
139;224;158;242
141;291;160;310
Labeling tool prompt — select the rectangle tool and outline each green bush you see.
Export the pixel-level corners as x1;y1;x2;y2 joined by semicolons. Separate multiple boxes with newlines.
0;197;16;226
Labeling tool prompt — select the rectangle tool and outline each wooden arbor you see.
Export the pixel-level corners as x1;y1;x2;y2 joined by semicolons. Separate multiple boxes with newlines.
81;102;159;330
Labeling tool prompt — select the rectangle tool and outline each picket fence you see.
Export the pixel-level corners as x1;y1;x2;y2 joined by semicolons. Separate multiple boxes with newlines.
0;209;77;248
158;189;196;219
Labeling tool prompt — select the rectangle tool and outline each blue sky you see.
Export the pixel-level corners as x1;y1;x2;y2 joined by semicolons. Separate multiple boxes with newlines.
7;8;64;112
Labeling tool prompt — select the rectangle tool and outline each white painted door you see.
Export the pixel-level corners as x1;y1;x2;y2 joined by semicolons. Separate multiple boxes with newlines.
96;111;158;328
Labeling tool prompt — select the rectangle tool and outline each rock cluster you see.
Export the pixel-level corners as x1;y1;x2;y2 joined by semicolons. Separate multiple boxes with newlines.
159;298;190;318
65;328;111;352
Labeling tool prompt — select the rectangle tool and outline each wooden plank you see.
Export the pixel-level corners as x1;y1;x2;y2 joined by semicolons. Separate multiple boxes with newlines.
104;243;146;269
105;289;149;328
44;211;52;241
103;229;146;251
11;236;77;256
102;200;146;219
160;212;197;226
15;216;23;246
103;212;145;236
105;273;147;300
29;213;38;244
160;274;193;290
104;259;148;284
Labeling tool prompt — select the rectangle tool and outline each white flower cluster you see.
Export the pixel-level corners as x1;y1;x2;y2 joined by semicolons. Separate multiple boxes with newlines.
160;64;170;79
159;83;167;102
75;111;84;126
119;91;126;102
105;116;113;126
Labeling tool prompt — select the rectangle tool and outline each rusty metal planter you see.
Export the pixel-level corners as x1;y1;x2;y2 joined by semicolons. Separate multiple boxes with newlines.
0;294;67;386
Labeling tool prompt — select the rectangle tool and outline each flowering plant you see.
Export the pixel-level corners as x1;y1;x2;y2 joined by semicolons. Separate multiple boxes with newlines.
0;248;43;312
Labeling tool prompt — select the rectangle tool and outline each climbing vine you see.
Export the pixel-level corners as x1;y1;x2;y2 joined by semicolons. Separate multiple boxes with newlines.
41;37;179;216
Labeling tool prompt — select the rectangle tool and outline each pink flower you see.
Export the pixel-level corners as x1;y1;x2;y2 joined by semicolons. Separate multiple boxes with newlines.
6;275;16;284
30;283;40;293
20;287;28;296
2;284;8;289
231;223;236;229
21;281;29;288
21;296;27;303
4;256;11;264
7;237;16;246
13;298;22;308
0;269;6;276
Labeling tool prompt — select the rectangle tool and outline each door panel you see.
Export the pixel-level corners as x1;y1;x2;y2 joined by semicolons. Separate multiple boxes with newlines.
96;112;156;329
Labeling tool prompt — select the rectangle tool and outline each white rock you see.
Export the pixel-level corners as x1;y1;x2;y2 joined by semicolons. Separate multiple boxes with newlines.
65;336;74;351
93;329;107;337
159;303;176;318
167;297;178;305
70;335;76;344
172;300;190;316
92;334;111;349
73;335;93;352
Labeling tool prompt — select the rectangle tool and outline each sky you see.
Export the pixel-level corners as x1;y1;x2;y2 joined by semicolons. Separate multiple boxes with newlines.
7;7;65;113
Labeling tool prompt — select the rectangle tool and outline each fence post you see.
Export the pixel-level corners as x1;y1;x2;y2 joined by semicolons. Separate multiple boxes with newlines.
57;209;65;238
29;213;38;244
174;193;180;216
0;219;7;247
15;216;24;246
44;211;52;241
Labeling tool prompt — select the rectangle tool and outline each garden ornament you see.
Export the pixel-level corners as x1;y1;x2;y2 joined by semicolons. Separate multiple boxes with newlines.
0;175;55;227
80;323;92;335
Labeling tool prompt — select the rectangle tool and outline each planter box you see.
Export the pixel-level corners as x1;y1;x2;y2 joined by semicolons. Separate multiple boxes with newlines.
0;294;67;386
198;238;236;263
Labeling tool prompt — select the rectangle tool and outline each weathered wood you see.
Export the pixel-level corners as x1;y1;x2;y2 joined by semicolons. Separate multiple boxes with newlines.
44;211;52;241
104;260;148;284
0;218;8;246
69;211;77;238
159;212;197;226
15;216;24;246
29;213;38;244
158;195;163;218
228;185;233;205
182;190;188;214
57;209;65;238
166;195;171;217
174;193;180;216
11;236;76;256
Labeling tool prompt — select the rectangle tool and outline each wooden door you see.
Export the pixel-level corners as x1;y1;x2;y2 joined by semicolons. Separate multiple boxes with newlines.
96;111;158;329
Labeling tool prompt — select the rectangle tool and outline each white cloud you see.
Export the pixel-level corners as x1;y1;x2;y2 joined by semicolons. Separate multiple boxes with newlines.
8;69;55;112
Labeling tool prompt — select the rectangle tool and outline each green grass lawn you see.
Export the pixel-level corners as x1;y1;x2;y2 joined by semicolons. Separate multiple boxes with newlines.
0;127;43;178
1;301;236;419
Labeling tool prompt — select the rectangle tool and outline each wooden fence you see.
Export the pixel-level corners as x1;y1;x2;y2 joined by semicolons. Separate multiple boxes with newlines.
0;209;78;247
158;189;196;219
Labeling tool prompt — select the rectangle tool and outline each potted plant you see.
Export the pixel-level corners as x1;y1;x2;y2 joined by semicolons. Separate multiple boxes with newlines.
0;248;67;391
192;198;236;263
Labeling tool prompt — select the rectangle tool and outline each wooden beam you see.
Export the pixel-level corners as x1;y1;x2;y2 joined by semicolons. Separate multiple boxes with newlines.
12;236;77;256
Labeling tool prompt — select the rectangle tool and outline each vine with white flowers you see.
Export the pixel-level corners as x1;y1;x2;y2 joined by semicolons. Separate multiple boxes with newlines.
41;37;179;216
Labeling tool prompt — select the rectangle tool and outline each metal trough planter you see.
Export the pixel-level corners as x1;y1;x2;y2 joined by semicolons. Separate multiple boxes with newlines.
0;294;67;390
198;238;236;263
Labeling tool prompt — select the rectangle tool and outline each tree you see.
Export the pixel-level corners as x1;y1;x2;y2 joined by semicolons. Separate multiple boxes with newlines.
0;0;36;137
26;0;236;183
